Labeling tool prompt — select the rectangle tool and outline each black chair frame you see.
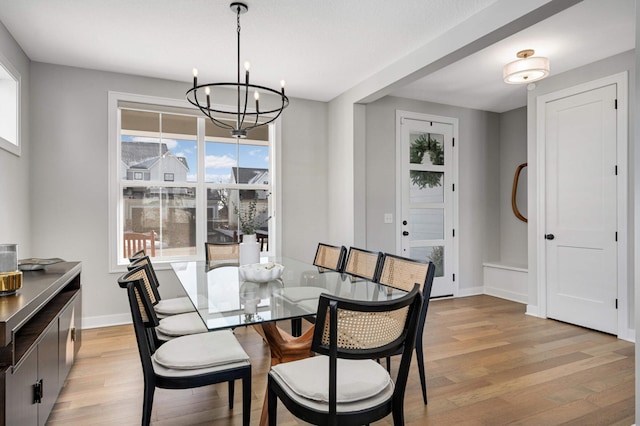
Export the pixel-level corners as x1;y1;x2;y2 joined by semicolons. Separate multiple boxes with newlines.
312;243;347;273
291;243;347;337
119;266;252;426
379;253;435;405
268;284;423;426
128;248;146;262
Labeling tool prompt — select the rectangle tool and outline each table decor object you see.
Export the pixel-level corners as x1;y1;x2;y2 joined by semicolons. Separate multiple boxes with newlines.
239;234;260;265
18;257;65;271
0;244;21;295
239;262;284;283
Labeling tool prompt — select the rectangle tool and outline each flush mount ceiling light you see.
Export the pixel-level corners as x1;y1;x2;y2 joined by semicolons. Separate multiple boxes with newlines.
503;49;550;84
186;2;289;138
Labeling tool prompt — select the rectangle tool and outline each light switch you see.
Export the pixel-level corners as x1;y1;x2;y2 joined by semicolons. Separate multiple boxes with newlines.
384;213;393;224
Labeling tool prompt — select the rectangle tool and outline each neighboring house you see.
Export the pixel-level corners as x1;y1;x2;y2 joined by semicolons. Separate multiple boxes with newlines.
207;167;270;241
121;141;189;182
231;167;269;187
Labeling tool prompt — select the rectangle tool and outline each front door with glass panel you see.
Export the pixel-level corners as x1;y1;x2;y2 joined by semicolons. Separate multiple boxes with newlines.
400;117;454;297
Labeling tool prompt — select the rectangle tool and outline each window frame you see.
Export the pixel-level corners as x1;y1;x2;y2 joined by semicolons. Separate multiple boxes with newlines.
0;51;20;157
108;91;281;272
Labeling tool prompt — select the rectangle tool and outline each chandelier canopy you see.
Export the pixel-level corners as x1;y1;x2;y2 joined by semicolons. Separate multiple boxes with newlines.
186;2;289;138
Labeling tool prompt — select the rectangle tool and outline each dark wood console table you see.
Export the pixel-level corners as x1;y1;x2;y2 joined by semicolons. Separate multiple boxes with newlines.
0;262;82;426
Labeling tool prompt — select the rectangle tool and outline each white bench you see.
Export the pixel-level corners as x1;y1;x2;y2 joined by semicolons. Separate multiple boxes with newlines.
483;261;528;304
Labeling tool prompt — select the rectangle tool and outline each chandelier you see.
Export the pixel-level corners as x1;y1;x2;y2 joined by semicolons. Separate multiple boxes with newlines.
186;2;289;138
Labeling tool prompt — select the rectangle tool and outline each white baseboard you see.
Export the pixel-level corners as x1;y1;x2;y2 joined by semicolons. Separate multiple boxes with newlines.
525;304;542;318
82;313;131;330
483;262;528;304
457;286;484;298
484;287;527;304
617;327;635;343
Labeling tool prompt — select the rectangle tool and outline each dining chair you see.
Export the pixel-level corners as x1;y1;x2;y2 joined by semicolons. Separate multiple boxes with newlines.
120;261;207;341
256;230;269;251
378;253;435;405
312;243;347;273
267;284;423;426
343;246;383;282
128;248;147;262
287;243;345;337
128;256;196;317
118;266;252;426
124;230;156;259
205;241;240;264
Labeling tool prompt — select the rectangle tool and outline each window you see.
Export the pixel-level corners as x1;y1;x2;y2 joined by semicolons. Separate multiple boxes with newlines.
0;52;20;156
109;93;276;268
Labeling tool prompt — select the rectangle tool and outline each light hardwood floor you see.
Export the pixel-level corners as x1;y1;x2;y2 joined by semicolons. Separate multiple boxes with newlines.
47;295;634;425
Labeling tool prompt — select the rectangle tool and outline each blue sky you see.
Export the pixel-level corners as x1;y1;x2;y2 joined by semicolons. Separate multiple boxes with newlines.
123;135;269;183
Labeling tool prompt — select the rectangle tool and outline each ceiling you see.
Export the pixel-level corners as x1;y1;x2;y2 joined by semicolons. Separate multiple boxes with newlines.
0;0;635;113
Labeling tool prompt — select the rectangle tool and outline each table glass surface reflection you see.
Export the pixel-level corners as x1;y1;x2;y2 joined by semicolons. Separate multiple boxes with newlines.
170;257;406;331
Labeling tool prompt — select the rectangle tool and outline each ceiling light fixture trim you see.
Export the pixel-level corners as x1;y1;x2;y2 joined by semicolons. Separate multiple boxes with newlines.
503;49;550;84
186;2;289;138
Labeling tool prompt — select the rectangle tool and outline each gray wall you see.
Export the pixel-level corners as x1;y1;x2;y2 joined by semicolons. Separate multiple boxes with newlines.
28;62;328;327
364;96;500;293
0;21;30;256
499;107;528;266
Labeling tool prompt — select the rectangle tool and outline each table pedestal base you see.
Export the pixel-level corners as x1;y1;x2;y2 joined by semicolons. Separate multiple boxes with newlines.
258;322;314;426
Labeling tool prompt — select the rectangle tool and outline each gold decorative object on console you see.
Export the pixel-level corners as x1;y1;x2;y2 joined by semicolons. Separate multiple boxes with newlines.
0;271;22;295
0;244;21;295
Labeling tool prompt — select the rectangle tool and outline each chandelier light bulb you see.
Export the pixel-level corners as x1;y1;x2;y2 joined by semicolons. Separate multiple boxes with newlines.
244;61;250;71
192;68;198;77
254;91;259;100
205;87;210;95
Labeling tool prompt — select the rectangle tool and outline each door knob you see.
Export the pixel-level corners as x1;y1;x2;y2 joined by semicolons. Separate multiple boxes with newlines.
402;231;409;236
545;234;555;240
402;220;408;226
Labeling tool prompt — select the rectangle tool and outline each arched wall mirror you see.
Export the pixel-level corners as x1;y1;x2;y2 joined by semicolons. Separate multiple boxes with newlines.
511;162;527;223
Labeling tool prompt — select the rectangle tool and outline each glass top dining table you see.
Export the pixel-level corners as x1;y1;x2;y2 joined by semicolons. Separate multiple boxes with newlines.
170;256;407;331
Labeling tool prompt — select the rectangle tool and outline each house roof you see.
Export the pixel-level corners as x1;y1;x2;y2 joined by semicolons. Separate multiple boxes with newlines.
122;141;189;171
232;167;269;185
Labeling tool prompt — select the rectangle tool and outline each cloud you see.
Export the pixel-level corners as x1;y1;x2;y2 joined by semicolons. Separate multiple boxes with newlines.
206;155;237;169
205;173;232;183
248;149;262;156
162;139;178;150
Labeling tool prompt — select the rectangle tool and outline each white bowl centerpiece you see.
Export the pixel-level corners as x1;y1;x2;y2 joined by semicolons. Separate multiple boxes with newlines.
239;262;284;283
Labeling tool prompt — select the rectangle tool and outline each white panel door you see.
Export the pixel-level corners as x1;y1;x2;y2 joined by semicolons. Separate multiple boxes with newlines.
400;118;454;297
545;84;617;334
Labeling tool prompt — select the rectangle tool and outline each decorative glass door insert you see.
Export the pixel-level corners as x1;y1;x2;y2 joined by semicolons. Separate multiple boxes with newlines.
400;118;454;297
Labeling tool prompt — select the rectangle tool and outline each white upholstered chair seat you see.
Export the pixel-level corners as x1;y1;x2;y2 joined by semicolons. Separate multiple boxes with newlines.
152;330;249;372
269;355;394;412
156;311;208;337
153;357;250;377
154;296;196;316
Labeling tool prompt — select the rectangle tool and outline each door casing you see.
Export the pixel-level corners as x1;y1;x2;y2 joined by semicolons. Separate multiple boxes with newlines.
395;110;459;297
534;72;629;339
